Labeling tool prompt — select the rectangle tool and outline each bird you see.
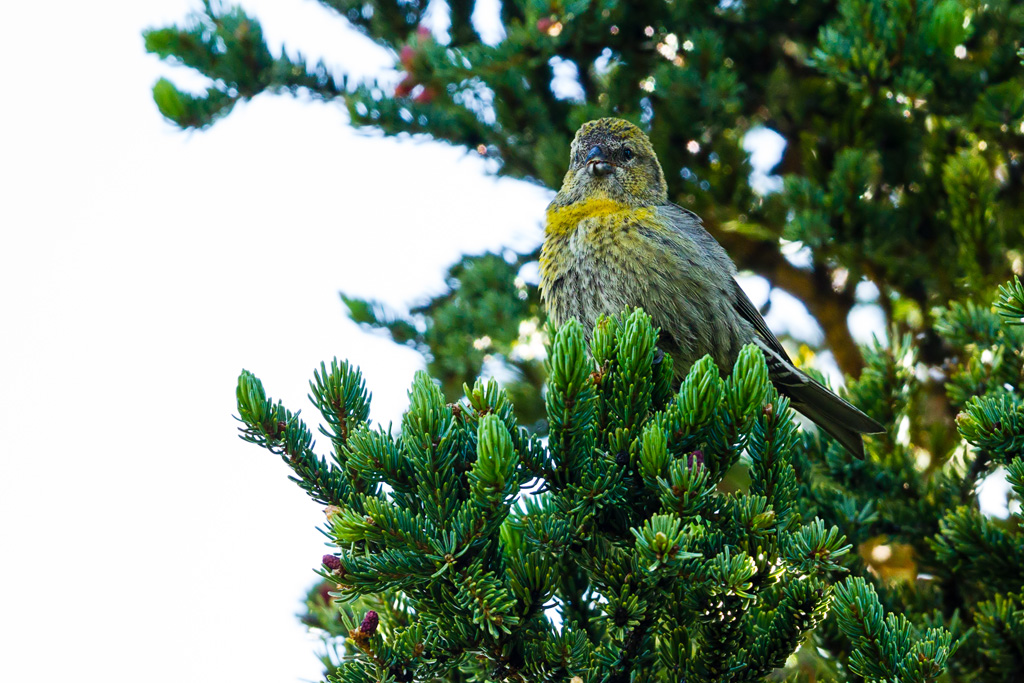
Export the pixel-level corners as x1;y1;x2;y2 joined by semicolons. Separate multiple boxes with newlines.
539;118;885;458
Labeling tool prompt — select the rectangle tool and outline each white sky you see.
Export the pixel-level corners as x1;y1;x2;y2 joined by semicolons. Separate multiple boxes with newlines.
0;2;930;682
0;3;545;681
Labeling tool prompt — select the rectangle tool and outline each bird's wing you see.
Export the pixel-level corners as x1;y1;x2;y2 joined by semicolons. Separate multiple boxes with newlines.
730;267;817;392
731;281;787;357
658;202;809;390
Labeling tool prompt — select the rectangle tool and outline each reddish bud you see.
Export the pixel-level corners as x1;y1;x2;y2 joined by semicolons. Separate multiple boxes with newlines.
416;25;432;39
360;610;379;634
399;44;416;69
536;18;554;33
687;449;704;469
394;75;416;98
413;86;436;104
322;554;342;571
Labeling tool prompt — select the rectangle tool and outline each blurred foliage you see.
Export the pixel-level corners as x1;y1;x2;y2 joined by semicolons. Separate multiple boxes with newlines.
148;0;1024;379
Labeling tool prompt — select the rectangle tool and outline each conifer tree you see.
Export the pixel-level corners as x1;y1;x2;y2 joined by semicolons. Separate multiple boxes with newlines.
148;1;1024;679
235;284;1024;680
237;308;969;681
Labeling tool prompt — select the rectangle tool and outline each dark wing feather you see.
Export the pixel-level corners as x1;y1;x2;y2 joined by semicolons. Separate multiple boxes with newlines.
733;281;885;456
732;282;790;361
731;283;811;392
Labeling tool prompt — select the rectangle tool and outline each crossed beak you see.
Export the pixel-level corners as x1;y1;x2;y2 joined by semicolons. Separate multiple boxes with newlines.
585;145;614;177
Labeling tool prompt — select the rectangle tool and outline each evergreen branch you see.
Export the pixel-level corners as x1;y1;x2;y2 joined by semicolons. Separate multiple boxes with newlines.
598;614;659;683
601;588;649;643
344;426;417;500
328;548;437;597
724;495;783;590
638;421;671;491
740;576;831;680
315;0;426;39
748;394;800;530
694;549;759;680
704;344;770;480
956;393;1024;462
560;462;628;527
401;372;467;524
234;312;977;681
676;355;727;440
466;414;520;519
501;542;557;620
834;576;956;682
528;626;592;679
545;319;599;490
557;565;601;645
655;448;715;520
630;514;702;574
929;506;1024;594
462;379;519;440
946;345;1014;409
308;358;371;456
832;576;901;681
935;299;1009;349
782;519;852;577
454;563;520;638
605;309;659;457
1006;459;1024;522
974;592;1024;676
642;356;724;481
330;495;433;552
696;593;753;681
144;3;346;129
446;414;522;554
656;624;690;681
235;370;354;506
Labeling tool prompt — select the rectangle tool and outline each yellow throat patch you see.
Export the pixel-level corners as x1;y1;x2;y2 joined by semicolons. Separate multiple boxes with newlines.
548;197;634;235
546;197;654;237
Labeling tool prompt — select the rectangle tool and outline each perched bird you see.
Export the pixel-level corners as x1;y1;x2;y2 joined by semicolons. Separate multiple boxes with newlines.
540;118;884;458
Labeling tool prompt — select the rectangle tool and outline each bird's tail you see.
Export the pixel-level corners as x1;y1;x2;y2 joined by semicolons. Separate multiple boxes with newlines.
786;379;885;459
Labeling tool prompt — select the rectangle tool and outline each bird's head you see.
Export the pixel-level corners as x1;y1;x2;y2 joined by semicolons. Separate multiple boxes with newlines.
554;118;667;207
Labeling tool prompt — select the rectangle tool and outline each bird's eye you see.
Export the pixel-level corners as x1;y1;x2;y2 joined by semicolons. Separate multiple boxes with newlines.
622;148;634;161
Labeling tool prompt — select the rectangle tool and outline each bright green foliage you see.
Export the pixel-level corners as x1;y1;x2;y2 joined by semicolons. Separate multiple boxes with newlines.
240;276;1024;681
239;310;968;682
833;577;956;682
995;276;1024;325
